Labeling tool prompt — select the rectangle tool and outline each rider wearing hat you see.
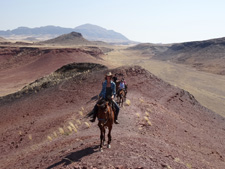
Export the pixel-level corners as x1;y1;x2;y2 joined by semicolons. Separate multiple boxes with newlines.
90;72;120;124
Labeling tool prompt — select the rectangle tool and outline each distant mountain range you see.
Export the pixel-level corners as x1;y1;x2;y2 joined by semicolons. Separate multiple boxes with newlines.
0;24;134;44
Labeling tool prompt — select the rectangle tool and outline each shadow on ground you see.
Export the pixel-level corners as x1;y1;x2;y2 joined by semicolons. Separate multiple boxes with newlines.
46;145;99;169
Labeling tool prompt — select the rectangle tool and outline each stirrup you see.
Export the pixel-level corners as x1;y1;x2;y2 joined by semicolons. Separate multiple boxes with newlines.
90;118;95;122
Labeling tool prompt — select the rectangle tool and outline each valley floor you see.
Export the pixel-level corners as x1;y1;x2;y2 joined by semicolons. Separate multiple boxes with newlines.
104;48;225;117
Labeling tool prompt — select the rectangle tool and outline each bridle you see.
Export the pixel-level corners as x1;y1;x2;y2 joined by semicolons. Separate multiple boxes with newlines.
98;103;111;125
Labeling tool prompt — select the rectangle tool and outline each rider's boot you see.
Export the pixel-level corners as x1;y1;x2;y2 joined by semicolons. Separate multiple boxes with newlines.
114;112;119;124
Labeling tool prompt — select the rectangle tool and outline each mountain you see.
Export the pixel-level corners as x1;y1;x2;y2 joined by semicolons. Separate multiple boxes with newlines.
128;37;225;75
0;26;73;36
74;24;131;44
41;32;92;45
0;24;133;44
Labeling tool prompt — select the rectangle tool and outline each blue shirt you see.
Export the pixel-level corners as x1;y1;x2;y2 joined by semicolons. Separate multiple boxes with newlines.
99;80;116;99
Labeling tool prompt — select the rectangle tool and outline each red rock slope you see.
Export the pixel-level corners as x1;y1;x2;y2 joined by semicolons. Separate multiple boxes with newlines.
0;64;224;169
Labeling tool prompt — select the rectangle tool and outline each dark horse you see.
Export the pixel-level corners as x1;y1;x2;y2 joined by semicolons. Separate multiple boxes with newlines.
115;80;120;96
96;99;114;152
117;89;126;107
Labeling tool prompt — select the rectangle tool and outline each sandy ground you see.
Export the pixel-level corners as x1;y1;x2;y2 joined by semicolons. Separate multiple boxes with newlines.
0;44;225;169
103;49;225;117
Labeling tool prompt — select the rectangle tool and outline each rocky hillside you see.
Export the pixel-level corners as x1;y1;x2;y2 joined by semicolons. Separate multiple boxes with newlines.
0;46;105;96
0;63;224;169
40;32;94;46
128;37;225;75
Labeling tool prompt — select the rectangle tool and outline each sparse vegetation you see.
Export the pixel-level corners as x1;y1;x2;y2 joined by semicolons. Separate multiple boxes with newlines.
28;134;32;140
125;99;131;106
47;136;53;141
59;128;65;135
79;111;83;116
145;111;149;117
84;122;90;128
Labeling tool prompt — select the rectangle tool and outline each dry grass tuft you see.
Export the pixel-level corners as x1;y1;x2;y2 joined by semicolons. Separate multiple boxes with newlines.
174;158;180;163
144;116;149;121
75;124;79;129
144;116;152;126
186;163;192;168
84;122;90;128
59;127;65;135
125;99;131;106
147;121;152;126
69;122;76;128
53;131;58;137
167;165;172;169
146;108;152;113
79;111;83;116
145;112;150;117
47;136;53;141
136;113;140;118
73;127;78;133
68;121;78;132
139;98;144;103
28;134;32;140
67;126;73;132
76;119;81;125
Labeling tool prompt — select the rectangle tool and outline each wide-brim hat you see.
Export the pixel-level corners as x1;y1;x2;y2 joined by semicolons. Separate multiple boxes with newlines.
106;72;113;77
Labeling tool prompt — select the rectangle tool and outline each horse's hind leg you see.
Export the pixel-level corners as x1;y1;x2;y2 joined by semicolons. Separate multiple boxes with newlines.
107;125;112;148
119;96;122;107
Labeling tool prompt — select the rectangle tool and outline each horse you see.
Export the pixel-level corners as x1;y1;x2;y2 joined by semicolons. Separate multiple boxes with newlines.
96;99;114;152
117;89;126;107
115;80;120;96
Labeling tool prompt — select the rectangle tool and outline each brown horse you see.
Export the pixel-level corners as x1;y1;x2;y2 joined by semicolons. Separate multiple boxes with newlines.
118;89;126;107
97;99;114;152
115;80;120;96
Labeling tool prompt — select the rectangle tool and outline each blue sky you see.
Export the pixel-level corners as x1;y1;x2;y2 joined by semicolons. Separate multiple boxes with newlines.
1;0;225;43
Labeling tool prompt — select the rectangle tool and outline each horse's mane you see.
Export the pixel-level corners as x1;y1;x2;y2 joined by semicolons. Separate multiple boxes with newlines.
86;99;107;118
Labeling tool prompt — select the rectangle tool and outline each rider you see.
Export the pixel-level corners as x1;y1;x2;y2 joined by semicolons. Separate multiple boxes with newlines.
90;72;120;124
112;73;118;83
119;78;127;97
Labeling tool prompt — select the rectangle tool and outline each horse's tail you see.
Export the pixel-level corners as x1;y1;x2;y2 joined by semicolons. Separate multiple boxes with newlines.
86;109;94;118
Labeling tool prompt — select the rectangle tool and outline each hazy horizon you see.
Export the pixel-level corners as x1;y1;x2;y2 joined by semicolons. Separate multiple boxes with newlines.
1;0;225;43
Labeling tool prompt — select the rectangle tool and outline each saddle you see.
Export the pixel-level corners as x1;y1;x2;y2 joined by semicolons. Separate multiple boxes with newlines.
99;97;116;113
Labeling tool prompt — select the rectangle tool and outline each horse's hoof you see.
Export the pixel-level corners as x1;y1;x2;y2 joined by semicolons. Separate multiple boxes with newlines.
99;148;103;152
107;144;111;149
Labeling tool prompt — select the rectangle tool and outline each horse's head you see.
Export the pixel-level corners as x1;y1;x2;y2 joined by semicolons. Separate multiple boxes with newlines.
97;99;111;123
119;90;125;97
